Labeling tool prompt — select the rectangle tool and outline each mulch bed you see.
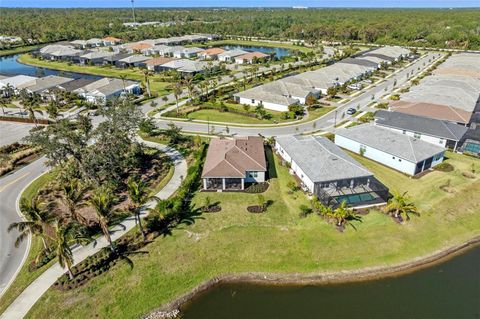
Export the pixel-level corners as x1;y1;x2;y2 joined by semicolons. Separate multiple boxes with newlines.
202;205;221;213
246;205;265;214
462;172;476;179
355;208;370;216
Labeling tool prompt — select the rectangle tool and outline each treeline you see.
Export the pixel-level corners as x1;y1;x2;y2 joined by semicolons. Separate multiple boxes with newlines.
1;8;480;49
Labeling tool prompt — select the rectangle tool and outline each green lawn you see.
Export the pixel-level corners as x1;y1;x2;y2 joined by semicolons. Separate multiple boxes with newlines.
202;40;313;53
169;103;335;126
17;54;171;96
0;45;42;57
25;150;480;319
0;171;57;315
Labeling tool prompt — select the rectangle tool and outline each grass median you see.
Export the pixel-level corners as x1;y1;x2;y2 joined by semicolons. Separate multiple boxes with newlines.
26;151;480;319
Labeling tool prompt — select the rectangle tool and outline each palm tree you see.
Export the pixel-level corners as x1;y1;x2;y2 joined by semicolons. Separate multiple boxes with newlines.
0;95;11;116
60;179;89;225
385;191;420;222
332;201;362;230
52;220;90;280
88;187;117;251
119;75;127;92
8;197;56;254
183;76;195;101
142;69;152;98
127;177;156;240
173;82;183;114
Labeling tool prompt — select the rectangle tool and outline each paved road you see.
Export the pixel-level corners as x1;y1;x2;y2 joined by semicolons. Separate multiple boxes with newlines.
0;138;187;319
0;50;440;308
0;157;48;297
0;122;36;147
153;52;442;136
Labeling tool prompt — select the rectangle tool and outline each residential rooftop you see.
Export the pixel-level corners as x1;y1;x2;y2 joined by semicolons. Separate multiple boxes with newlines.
335;123;445;163
374;110;468;141
276;135;373;183
201;136;267;178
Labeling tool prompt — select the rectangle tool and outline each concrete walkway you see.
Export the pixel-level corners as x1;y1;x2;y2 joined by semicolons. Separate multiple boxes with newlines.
0;138;187;319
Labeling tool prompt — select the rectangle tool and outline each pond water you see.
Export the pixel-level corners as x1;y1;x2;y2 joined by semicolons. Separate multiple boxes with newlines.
0;54;102;80
221;45;291;58
182;246;480;319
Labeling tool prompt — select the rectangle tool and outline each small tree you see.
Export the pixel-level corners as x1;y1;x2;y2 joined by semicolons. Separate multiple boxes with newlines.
327;86;338;98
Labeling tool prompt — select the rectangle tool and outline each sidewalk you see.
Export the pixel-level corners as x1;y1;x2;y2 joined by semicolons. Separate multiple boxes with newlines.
0;138;187;319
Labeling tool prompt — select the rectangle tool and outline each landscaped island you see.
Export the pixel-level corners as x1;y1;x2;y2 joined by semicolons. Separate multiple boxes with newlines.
23;143;480;318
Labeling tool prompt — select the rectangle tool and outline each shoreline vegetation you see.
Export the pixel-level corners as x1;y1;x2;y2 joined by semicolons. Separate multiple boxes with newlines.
147;237;480;317
0;45;42;57
23;150;480;319
16;54;171;96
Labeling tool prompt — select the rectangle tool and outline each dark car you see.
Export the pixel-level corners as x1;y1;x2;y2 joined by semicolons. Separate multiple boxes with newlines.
346;108;357;115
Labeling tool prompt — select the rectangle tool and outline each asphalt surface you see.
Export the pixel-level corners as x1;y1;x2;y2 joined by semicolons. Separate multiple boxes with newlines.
0;51;440;300
153;52;442;136
0;157;48;296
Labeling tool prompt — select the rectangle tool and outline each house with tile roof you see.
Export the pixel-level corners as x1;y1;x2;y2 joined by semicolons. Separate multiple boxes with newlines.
103;37;122;46
198;48;225;60
275;135;388;207
335;124;445;176
234;51;270;64
201;136;267;191
374;110;468;151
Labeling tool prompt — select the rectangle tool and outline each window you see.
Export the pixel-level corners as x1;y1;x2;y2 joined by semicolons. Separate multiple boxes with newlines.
414;132;421;139
249;172;258;178
251;99;255;103
402;130;406;135
392;156;396;159
439;138;444;144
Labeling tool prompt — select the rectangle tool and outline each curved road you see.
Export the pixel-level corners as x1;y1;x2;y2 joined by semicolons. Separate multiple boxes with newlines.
0;158;48;297
153;52;442;136
0;50;442;311
1;138;187;319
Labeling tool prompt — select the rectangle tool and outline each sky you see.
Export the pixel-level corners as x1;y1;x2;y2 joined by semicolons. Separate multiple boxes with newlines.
1;0;479;8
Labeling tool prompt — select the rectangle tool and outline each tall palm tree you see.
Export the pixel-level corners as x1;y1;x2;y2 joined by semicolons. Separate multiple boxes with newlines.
386;191;420;222
52;220;90;280
127;178;156;240
88;187;117;251
119;74;127;92
60;179;89;225
0;95;11;116
8;197;56;253
183;76;194;101
332;201;362;229
142;69;152;98
173;82;183;114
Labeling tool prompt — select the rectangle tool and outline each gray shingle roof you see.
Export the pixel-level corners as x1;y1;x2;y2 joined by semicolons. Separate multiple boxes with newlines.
276;135;373;183
335;124;445;163
374;110;468;141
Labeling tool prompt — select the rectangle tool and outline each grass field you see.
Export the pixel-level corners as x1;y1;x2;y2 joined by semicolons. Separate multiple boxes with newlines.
17;54;171;96
168;103;335;126
24;150;480;319
0;45;42;57
202;40;314;53
0;171;57;315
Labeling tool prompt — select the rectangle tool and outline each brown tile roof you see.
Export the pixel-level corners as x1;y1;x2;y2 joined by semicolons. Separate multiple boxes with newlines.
199;48;225;56
202;137;267;178
145;57;176;66
236;51;270;61
128;42;153;51
389;100;472;124
103;36;122;42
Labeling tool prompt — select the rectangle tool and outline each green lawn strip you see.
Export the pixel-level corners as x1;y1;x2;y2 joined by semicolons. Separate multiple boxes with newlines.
0;45;42;57
149;161;174;197
201;40;313;53
17;54;170;96
26;151;480;319
166;105;335;127
0;171;57;315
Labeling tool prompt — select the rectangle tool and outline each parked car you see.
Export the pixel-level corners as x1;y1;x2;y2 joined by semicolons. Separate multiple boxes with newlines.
346;108;357;115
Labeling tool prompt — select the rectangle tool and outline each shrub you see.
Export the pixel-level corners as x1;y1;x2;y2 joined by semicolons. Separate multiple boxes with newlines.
434;162;454;172
244;182;269;193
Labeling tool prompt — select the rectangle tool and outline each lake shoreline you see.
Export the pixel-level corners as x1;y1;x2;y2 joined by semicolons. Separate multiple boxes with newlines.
144;236;480;318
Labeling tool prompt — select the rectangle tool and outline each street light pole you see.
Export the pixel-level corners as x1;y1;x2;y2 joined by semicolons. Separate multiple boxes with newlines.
334;110;337;127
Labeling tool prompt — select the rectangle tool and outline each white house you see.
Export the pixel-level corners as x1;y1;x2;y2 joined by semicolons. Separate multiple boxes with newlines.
374;110;468;151
275;135;389;207
335;124;445;176
218;49;248;62
233;86;300;112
